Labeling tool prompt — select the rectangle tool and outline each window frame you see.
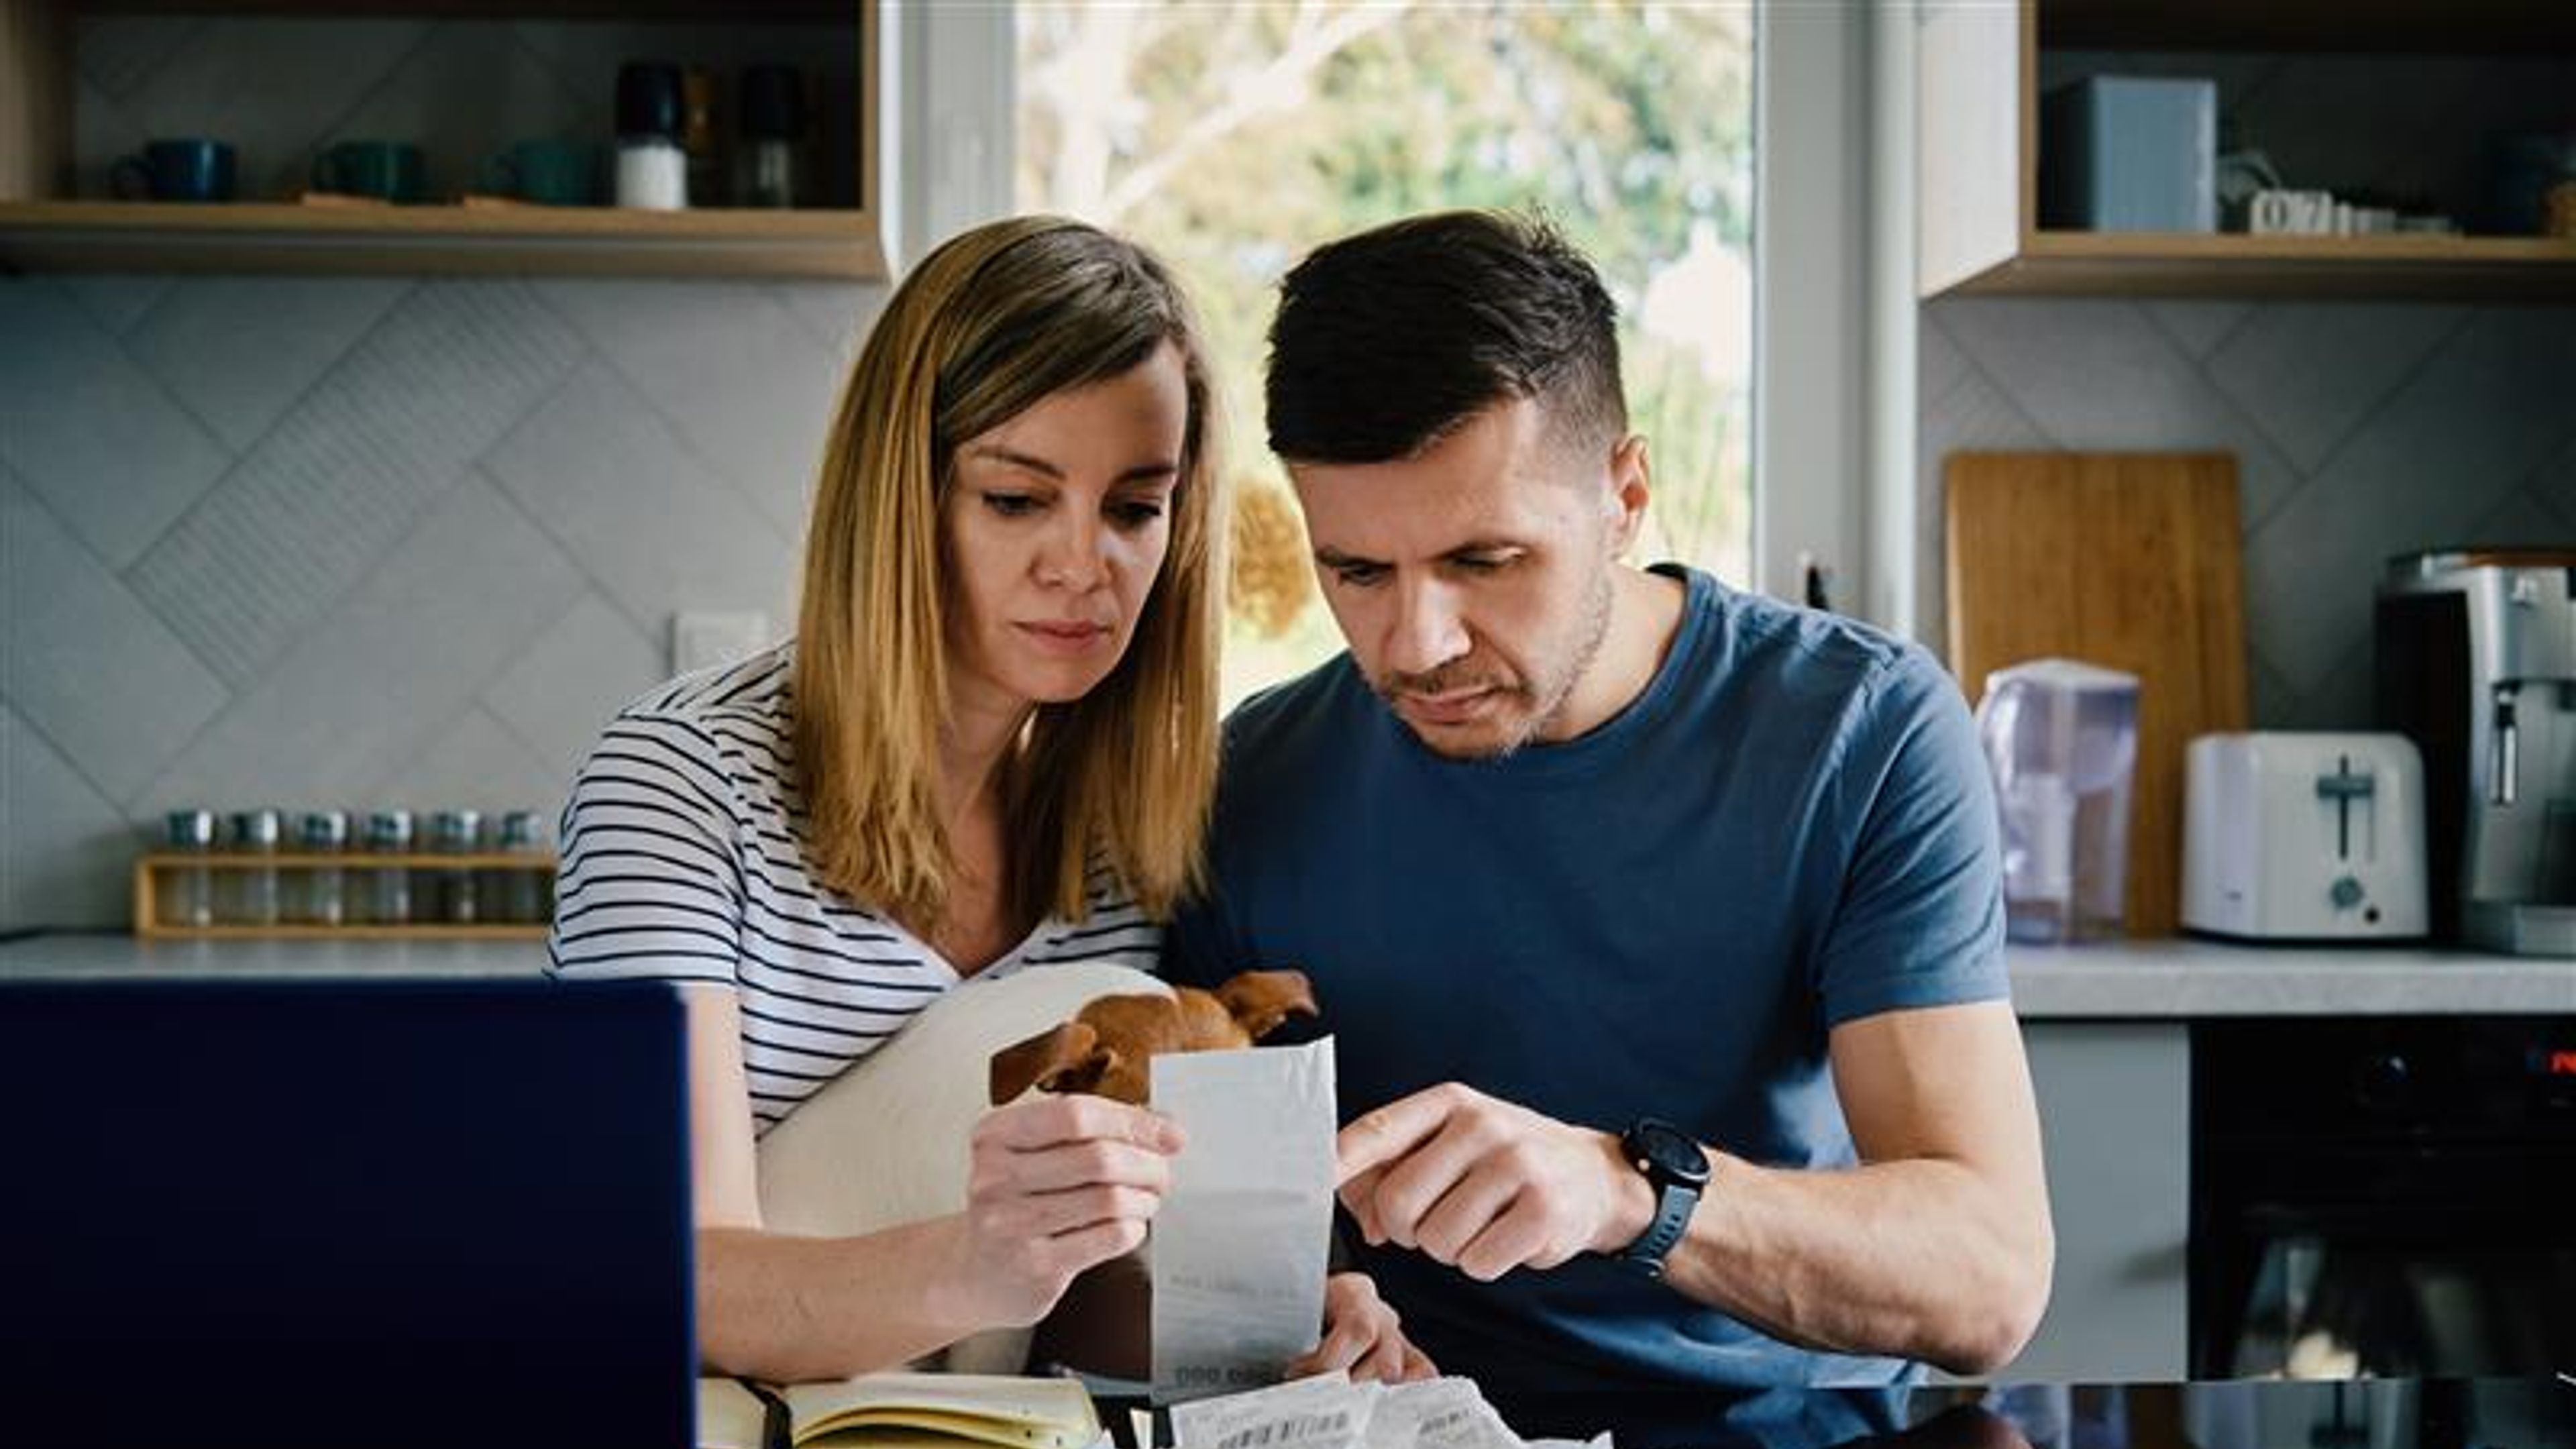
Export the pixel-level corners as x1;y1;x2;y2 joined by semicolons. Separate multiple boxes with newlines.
1753;1;1884;621
890;0;1884;619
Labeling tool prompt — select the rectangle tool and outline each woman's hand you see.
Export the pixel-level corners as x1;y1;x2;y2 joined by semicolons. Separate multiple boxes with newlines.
1288;1272;1438;1382
938;1093;1185;1330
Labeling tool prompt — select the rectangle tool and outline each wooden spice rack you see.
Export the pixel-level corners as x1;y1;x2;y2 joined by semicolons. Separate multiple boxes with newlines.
132;851;555;940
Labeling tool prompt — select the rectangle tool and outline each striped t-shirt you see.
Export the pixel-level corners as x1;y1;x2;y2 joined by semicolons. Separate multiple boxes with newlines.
545;643;1162;1136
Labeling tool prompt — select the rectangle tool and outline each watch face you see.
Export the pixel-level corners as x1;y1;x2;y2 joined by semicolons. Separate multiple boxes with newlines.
1627;1119;1711;1188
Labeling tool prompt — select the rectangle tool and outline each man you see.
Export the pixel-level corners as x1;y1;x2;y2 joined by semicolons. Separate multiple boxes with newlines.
1169;211;2053;1391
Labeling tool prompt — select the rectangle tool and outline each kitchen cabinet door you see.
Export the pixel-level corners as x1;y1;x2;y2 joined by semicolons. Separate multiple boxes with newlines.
2009;1021;2191;1383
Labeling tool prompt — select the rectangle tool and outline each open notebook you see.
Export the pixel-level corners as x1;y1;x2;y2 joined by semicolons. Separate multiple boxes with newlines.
700;1374;1102;1449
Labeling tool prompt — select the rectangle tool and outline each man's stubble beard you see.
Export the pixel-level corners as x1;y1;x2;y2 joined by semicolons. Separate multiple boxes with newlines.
1517;553;1616;755
1389;551;1617;763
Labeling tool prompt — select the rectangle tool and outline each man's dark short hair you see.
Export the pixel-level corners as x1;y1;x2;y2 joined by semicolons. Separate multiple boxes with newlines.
1266;209;1626;466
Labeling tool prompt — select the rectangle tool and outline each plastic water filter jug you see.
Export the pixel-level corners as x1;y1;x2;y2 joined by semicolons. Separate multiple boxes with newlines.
1974;658;2141;944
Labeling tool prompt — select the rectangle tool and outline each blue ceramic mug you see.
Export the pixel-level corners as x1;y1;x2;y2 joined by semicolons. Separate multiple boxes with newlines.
111;139;236;202
311;140;427;203
478;140;598;205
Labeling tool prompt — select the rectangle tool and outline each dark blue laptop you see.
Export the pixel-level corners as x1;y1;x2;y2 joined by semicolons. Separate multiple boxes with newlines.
0;977;695;1448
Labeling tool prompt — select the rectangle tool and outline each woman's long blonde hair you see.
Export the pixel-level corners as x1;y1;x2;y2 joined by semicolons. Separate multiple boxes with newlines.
794;215;1227;930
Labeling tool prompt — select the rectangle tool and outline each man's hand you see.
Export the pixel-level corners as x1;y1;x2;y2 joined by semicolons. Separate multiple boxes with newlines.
1287;1272;1438;1382
1336;1083;1658;1282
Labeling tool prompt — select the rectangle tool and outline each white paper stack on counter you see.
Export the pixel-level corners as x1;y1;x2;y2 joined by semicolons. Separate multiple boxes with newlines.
1162;1371;1613;1449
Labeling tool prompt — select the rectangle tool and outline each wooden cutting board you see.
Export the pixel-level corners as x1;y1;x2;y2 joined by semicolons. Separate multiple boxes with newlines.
1944;452;2249;938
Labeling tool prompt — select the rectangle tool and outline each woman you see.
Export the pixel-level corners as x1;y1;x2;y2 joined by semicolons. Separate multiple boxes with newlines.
548;217;1419;1384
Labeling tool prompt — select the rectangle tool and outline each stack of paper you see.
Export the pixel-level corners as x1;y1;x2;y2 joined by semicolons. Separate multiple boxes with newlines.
1165;1372;1611;1449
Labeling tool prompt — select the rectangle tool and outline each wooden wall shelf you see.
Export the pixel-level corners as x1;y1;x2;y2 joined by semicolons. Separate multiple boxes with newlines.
1948;231;2576;300
2040;0;2576;56
0;0;883;278
1919;0;2576;301
76;1;846;17
0;200;888;278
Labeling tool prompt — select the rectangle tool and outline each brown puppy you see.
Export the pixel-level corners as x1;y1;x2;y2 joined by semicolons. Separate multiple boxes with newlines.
990;968;1316;1377
988;969;1317;1106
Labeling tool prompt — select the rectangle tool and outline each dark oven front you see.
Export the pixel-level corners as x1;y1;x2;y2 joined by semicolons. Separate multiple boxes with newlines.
2191;1014;2576;1379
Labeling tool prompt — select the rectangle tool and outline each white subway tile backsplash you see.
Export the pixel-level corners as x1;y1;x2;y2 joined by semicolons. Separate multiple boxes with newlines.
128;280;586;686
1919;344;2054;458
478;592;666;779
2246;654;2301;733
2142;301;2252;364
2529;430;2576;525
2300;309;2576;526
50;273;174;339
535;279;841;539
388;706;569;821
777;282;885;365
2206;303;2463;474
1;472;229;806
1936;299;2180;429
2223;318;2566;702
126;278;411;453
3;280;851;928
2461;488;2572;554
1916;310;1974;415
482;358;800;636
1937;295;2306;523
0;281;233;568
2273;633;2376;733
130;478;584;819
75;16;206;101
773;280;885;363
0;706;135;930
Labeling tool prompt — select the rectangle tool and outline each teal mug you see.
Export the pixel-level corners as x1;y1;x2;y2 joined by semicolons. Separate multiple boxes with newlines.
478;140;598;205
311;140;426;203
111;138;236;202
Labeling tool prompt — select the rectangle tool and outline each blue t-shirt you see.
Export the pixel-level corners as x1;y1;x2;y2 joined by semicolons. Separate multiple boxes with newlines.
1168;564;2008;1391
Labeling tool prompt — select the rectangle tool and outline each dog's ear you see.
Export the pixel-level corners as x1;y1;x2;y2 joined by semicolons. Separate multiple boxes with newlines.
1216;969;1318;1042
990;1021;1111;1106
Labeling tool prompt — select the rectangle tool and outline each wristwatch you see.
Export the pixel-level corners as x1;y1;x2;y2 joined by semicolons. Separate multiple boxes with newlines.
1613;1118;1710;1278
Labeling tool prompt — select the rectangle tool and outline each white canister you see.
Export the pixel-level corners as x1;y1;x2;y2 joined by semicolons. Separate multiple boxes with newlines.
614;62;689;211
615;140;687;211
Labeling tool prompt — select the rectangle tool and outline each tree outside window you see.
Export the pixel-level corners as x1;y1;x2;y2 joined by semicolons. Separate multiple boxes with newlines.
1019;3;1754;704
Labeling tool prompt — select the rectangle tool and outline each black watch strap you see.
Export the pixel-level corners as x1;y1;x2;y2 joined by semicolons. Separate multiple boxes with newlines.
1614;1119;1708;1278
1618;1178;1699;1277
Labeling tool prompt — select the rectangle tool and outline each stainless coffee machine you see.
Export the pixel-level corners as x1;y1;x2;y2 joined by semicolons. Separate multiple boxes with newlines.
2376;549;2576;953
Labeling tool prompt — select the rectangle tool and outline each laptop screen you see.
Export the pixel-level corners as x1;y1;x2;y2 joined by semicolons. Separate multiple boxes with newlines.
0;977;695;1449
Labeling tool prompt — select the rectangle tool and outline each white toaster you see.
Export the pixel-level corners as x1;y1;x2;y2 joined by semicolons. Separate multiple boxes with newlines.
2182;732;2429;941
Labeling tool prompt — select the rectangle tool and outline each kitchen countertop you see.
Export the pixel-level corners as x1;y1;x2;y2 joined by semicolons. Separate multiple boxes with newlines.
3;931;2572;1016
0;931;547;978
2005;936;2576;1017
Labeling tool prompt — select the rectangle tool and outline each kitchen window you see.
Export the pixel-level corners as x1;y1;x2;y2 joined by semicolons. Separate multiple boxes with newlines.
896;1;1874;696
